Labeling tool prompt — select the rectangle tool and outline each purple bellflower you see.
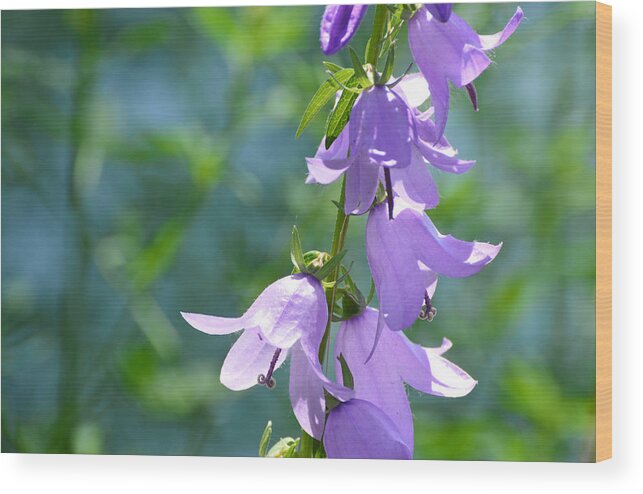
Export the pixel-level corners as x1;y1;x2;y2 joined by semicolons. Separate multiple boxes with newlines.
320;5;368;56
329;307;476;457
306;78;474;214
409;5;524;139
366;198;501;332
181;273;351;440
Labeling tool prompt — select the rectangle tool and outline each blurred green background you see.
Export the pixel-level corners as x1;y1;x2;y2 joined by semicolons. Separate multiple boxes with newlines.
1;2;596;461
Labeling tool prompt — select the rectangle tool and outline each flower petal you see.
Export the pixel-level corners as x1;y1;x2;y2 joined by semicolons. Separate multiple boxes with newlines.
324;399;412;459
181;311;246;335
400;207;502;278
426;4;453;23
314;127;350;160
289;343;326;439
305;156;351;185
391;72;430;109
366;203;427;331
249;274;327;352
344;156;380;215
390;149;440;210
336;308;414;449
461;43;491;86
350;87;413;169
478;7;524;50
424;350;477;397
220;327;287;391
398;336;477;398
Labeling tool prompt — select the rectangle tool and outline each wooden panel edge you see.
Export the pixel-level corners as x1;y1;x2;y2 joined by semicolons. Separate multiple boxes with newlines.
595;1;612;463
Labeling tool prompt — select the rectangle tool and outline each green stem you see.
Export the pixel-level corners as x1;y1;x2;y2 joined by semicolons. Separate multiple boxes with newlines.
318;177;349;367
365;4;389;68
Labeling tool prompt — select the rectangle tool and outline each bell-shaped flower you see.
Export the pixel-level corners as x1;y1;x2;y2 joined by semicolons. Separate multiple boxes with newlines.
320;5;368;56
306;80;474;214
366;198;501;331
181;273;351;440
326;307;476;458
409;5;524;139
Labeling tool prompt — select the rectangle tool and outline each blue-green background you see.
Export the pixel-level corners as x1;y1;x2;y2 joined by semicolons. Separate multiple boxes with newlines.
2;2;597;461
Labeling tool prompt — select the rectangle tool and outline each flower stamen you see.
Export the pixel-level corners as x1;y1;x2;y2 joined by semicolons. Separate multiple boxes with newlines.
258;348;282;389
419;292;438;322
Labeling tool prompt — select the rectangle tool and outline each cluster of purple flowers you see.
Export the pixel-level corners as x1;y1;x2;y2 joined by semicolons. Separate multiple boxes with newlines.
182;3;522;459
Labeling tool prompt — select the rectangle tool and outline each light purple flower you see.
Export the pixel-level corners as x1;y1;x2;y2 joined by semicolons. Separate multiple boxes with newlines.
320;5;368;56
409;5;524;139
329;307;476;457
306;80;474;214
181;273;351;439
366;198;501;332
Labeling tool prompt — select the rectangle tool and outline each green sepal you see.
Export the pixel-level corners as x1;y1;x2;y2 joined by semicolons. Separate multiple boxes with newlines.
258;420;273;457
337;353;355;390
290;225;307;273
312;249;347;281
348;46;372;88
295;68;355;138
366;278;376;305
379;44;395;85
324;390;341;412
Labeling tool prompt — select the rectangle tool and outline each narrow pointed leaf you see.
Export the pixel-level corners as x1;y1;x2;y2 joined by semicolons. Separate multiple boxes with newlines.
258;421;273;457
380;44;395;83
337;353;355;389
325;87;358;149
348;47;371;87
290;225;307;272
296;68;355;138
323;61;344;73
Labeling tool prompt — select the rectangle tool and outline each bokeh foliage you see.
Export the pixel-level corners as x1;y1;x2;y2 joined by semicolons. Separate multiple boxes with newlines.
2;2;596;461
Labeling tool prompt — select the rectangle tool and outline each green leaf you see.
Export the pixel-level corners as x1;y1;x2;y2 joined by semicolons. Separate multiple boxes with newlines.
290;225;306;272
313;249;347;281
380;44;395;84
295;68;355;138
323;61;344;73
348;47;371;87
325;87;358;149
337;353;354;389
258;421;273;457
365;4;388;66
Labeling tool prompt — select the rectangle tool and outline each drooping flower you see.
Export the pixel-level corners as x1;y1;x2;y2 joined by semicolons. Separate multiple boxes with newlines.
181;273;351;439
328;306;477;458
366;198;501;331
320;5;368;56
409;5;524;139
306;80;474;214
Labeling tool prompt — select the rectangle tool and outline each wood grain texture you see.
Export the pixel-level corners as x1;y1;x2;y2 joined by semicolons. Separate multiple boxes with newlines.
595;1;612;463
